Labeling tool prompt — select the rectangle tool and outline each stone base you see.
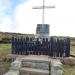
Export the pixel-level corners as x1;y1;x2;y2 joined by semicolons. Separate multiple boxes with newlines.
36;24;49;39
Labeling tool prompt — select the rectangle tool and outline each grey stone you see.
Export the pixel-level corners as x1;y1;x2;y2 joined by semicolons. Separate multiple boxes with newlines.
10;60;21;70
3;70;19;75
51;59;63;75
20;68;49;75
36;24;49;39
22;61;49;70
3;56;63;75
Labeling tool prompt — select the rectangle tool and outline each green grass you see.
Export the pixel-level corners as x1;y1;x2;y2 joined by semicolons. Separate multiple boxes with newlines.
0;44;11;56
63;41;75;75
0;62;10;74
64;65;75;75
0;44;11;75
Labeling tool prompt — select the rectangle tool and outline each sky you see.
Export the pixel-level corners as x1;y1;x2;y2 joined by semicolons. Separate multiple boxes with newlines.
0;0;75;37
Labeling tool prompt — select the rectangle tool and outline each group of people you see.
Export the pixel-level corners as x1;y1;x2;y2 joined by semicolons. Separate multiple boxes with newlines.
12;37;70;57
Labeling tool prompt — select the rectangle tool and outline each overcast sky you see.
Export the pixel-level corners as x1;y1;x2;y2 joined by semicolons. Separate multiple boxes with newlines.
0;0;75;37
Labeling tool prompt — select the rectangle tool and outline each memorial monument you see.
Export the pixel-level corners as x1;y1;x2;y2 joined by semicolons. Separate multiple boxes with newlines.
3;1;70;75
33;0;55;39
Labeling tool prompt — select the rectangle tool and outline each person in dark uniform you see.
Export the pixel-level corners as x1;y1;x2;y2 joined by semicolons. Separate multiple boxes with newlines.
25;37;29;55
35;38;41;55
45;38;49;55
42;38;46;55
66;38;70;57
59;39;64;57
56;39;60;57
50;37;54;57
12;37;14;54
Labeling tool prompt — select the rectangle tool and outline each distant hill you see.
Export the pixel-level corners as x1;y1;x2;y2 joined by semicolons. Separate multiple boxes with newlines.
0;32;35;43
0;31;75;43
0;32;34;39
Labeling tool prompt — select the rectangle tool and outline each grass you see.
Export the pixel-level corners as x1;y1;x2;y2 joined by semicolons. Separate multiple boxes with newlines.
0;44;11;56
64;65;75;75
64;41;75;75
0;44;11;75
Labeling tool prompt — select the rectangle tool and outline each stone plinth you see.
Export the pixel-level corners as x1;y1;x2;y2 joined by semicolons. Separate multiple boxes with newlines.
36;24;49;39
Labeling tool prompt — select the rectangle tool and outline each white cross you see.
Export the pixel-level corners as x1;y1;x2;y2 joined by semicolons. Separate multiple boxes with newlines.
33;0;55;25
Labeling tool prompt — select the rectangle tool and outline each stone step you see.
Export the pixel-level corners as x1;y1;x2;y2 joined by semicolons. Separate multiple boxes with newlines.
21;55;50;63
20;67;49;75
22;61;49;70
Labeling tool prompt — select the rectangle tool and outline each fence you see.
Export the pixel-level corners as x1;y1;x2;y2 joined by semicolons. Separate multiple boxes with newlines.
12;37;70;57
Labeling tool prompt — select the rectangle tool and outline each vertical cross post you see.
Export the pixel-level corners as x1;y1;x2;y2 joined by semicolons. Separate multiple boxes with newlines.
33;0;55;25
43;0;45;25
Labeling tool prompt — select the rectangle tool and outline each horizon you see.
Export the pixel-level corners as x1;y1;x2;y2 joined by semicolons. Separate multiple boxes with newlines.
0;31;75;38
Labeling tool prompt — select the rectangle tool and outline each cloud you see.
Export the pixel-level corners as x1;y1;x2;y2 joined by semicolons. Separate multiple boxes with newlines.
15;0;37;34
15;0;57;35
0;0;26;32
0;16;13;32
0;0;25;21
15;0;53;34
15;0;75;37
0;0;75;37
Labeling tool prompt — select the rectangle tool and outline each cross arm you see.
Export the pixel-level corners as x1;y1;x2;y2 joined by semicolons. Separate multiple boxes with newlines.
32;6;55;9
